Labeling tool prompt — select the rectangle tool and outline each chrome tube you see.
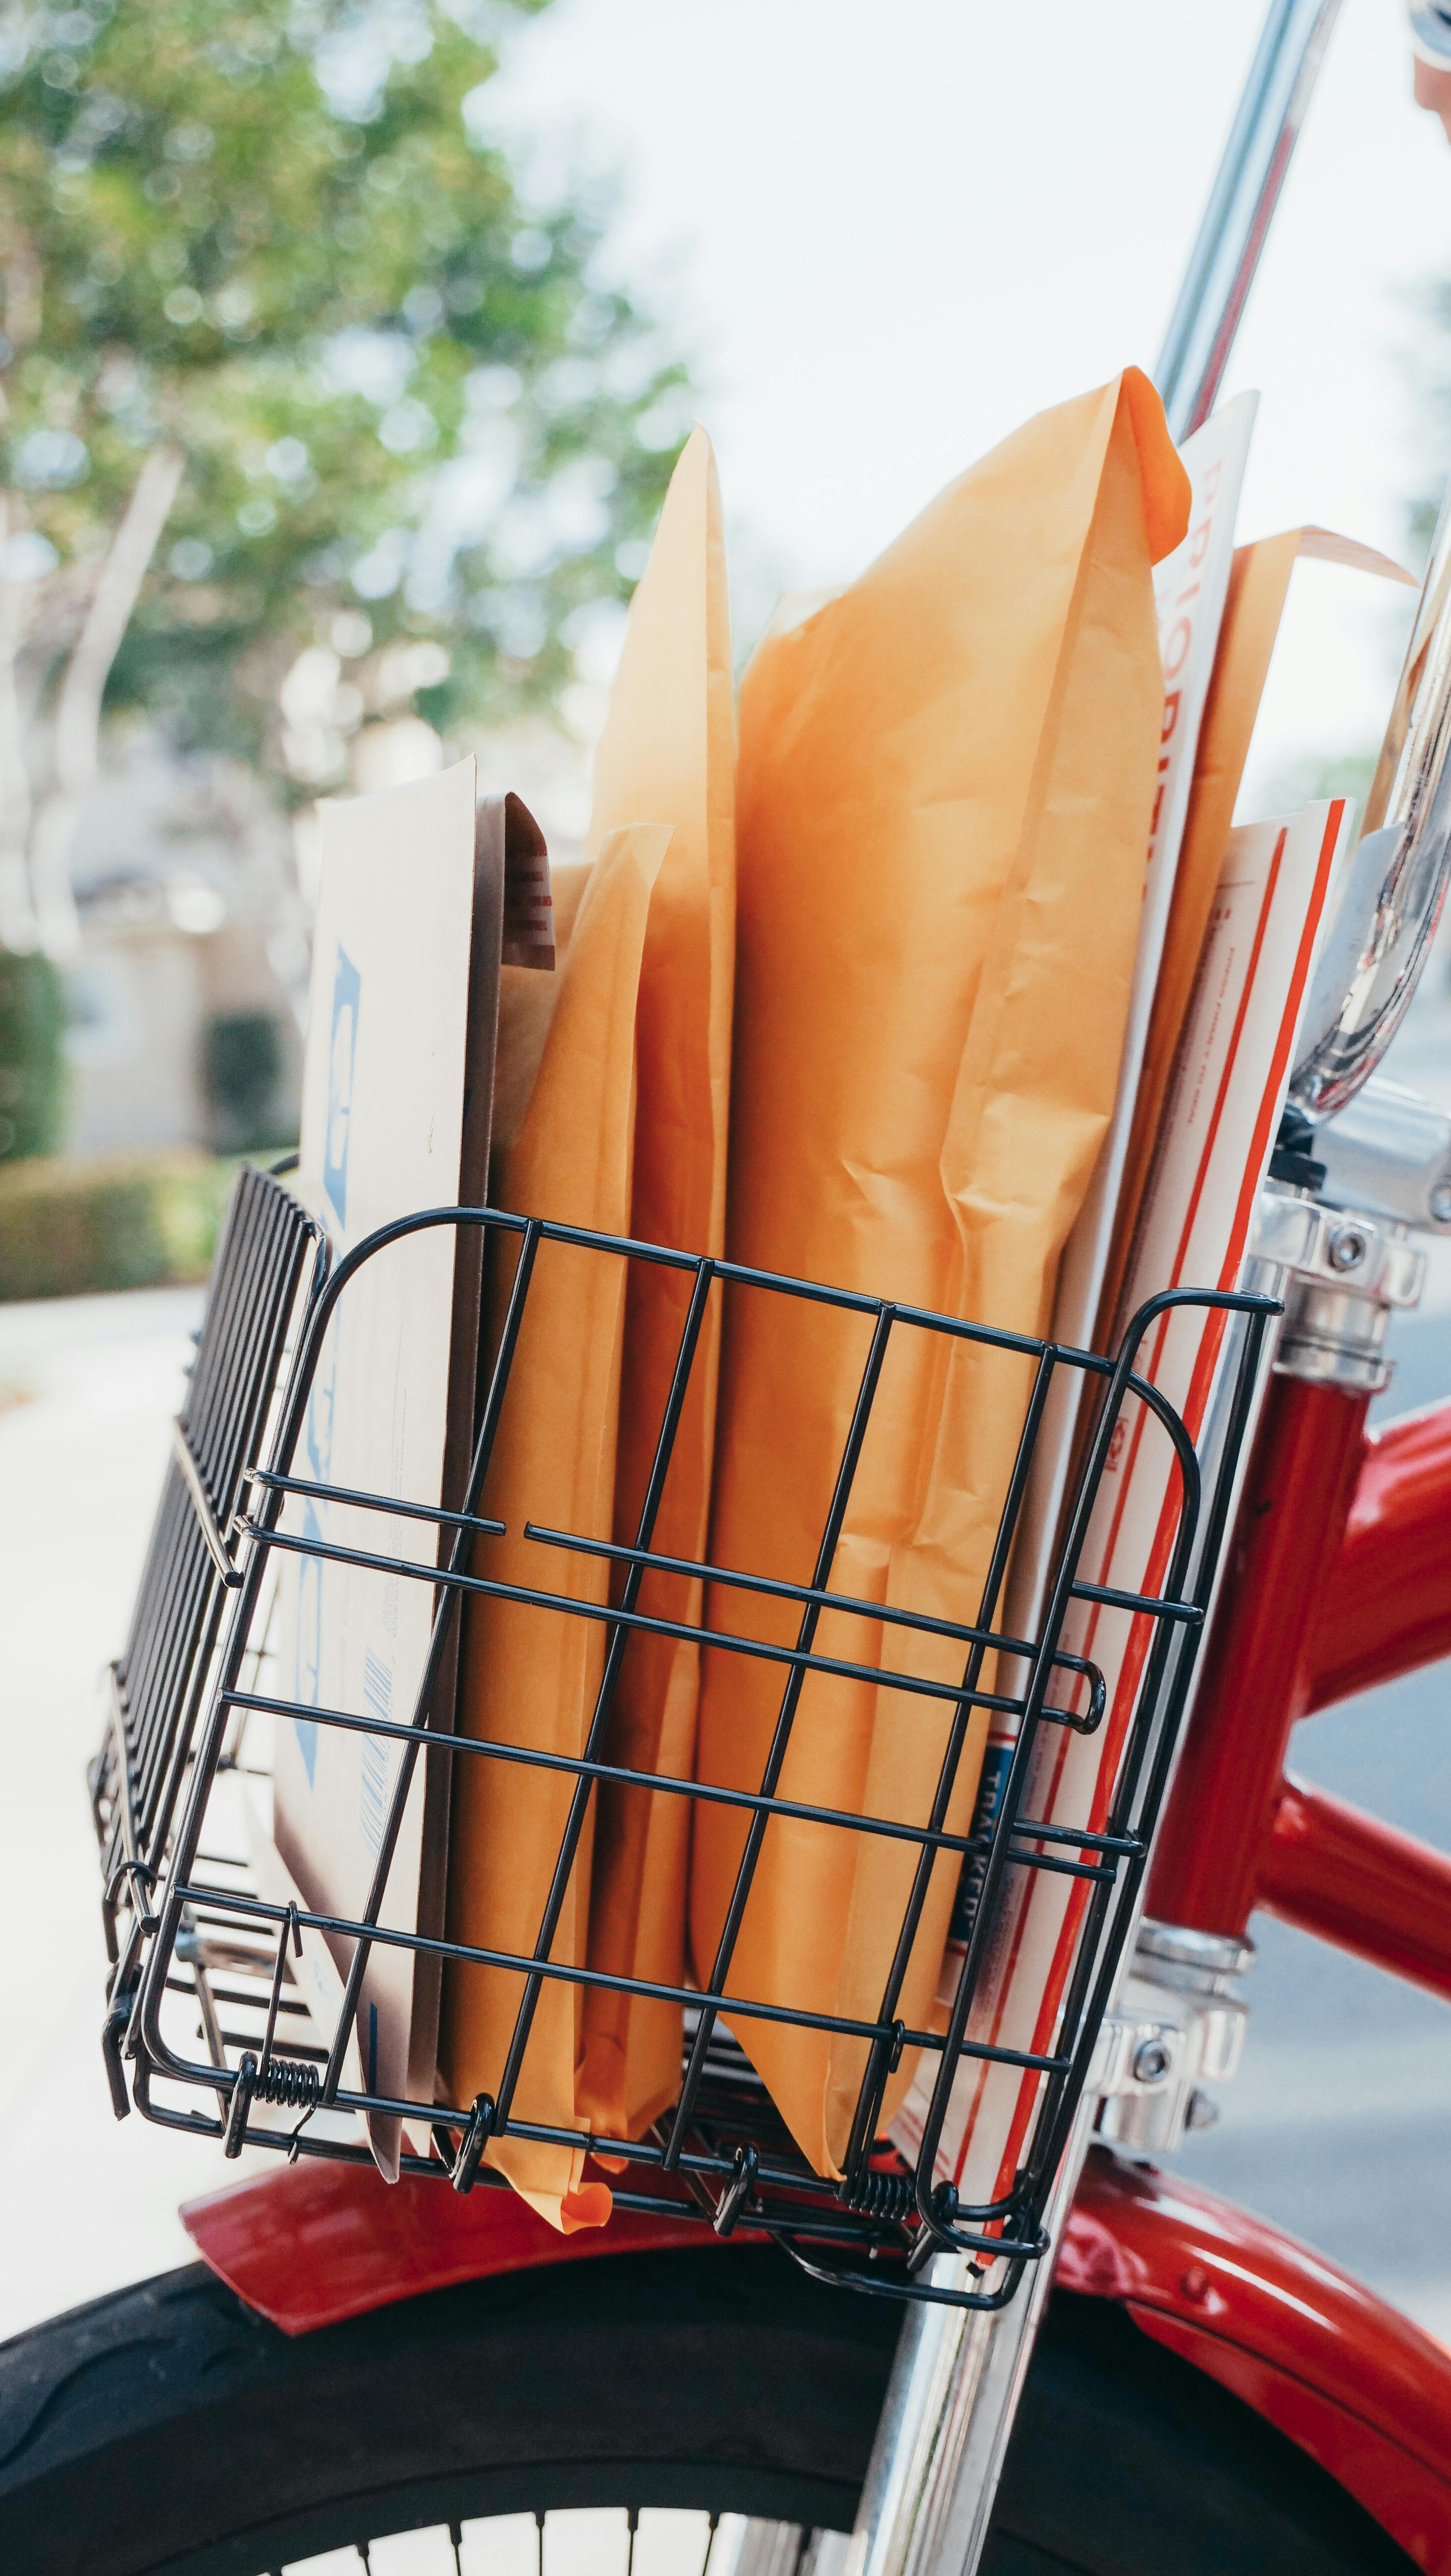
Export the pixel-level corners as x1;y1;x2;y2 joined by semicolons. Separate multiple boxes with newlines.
846;1300;1281;2576
1313;1071;1451;1231
847;2125;1090;2576
848;18;1353;2576
1155;0;1342;442
1291;483;1451;1115
1410;7;1451;70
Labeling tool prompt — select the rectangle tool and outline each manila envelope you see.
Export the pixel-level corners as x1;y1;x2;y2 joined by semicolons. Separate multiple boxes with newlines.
441;821;671;2228
689;371;1190;2178
576;425;736;2143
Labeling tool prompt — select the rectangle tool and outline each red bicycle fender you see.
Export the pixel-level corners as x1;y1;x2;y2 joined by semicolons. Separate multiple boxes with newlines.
1058;2151;1451;2574
182;2145;1451;2570
181;2156;734;2330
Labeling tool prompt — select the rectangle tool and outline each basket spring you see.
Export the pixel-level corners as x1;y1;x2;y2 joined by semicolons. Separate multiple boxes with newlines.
256;2053;321;2113
840;2162;916;2225
223;2047;321;2157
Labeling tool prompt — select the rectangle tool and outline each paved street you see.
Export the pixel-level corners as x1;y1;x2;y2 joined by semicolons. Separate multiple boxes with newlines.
0;1285;264;2342
0;1277;1447;2350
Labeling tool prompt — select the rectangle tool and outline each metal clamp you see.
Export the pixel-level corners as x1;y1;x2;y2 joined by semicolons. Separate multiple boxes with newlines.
1092;1920;1253;2155
1248;1185;1425;1392
1313;1073;1451;1234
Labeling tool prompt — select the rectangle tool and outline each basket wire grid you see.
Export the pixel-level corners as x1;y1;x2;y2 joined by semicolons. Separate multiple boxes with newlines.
92;1168;1274;2308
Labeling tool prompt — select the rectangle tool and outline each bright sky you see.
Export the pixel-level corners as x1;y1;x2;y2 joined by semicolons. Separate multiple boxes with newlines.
483;0;1451;787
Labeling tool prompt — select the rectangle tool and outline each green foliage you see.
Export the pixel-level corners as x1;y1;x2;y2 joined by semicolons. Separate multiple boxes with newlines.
0;0;691;779
0;944;66;1158
0;1143;233;1297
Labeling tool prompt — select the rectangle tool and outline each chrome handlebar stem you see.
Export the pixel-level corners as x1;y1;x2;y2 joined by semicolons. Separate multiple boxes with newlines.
1160;0;1451;1128
1291;484;1451;1117
849;7;1451;2572
1155;0;1343;443
1410;6;1451;71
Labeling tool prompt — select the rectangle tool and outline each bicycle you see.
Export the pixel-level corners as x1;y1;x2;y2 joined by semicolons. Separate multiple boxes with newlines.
3;9;1450;2574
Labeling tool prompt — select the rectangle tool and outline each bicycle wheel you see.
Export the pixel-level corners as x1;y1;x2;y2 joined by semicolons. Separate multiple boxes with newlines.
0;2246;1413;2576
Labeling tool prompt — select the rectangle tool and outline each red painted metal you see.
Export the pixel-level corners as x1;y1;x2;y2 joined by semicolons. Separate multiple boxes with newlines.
184;2147;1451;2571
1057;2150;1451;2576
179;1337;1451;2570
181;2157;723;2334
1150;1367;1451;1996
1260;1772;1451;1998
1306;1398;1451;1712
1147;1372;1370;1934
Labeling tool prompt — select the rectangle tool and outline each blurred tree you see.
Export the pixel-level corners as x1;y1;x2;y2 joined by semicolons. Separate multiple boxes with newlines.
0;943;64;1156
0;0;692;956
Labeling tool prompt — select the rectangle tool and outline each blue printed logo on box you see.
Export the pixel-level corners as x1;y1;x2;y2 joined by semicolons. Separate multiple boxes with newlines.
322;942;360;1233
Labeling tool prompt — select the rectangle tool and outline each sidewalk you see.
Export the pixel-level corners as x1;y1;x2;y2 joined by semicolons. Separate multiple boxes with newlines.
0;1287;265;2340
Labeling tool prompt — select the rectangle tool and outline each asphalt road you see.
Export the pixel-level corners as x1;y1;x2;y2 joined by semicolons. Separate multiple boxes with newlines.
0;1276;1447;2350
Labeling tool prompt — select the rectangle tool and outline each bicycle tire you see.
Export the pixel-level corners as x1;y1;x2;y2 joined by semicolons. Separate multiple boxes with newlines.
0;2246;1415;2576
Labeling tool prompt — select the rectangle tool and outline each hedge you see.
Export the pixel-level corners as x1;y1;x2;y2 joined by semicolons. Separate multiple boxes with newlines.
0;1147;240;1302
0;947;67;1164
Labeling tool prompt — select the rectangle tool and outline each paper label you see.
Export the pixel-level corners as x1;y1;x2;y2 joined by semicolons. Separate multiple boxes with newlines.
996;395;1258;1683
891;798;1349;2205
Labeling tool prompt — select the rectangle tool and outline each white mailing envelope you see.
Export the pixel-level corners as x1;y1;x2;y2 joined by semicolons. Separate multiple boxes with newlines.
892;796;1351;2221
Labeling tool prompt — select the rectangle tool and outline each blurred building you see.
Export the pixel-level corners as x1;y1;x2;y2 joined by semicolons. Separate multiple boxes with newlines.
59;703;595;1165
63;738;307;1158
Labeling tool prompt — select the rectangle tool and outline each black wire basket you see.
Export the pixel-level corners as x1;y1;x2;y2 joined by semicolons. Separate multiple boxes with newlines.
91;1164;1273;2308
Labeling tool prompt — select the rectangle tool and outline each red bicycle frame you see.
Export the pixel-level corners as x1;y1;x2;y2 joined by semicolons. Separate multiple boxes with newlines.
1149;1373;1451;1994
183;6;1451;2569
183;1362;1451;2574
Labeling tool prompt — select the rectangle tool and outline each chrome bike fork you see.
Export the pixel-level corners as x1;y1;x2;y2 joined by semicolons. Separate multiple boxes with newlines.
842;6;1451;2565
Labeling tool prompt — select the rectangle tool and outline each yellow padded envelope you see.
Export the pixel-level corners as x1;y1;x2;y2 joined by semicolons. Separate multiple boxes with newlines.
689;371;1190;2178
441;820;670;2229
577;428;736;2142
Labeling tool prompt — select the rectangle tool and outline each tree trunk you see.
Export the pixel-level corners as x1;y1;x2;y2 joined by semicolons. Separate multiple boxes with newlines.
29;442;184;961
0;498;39;953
